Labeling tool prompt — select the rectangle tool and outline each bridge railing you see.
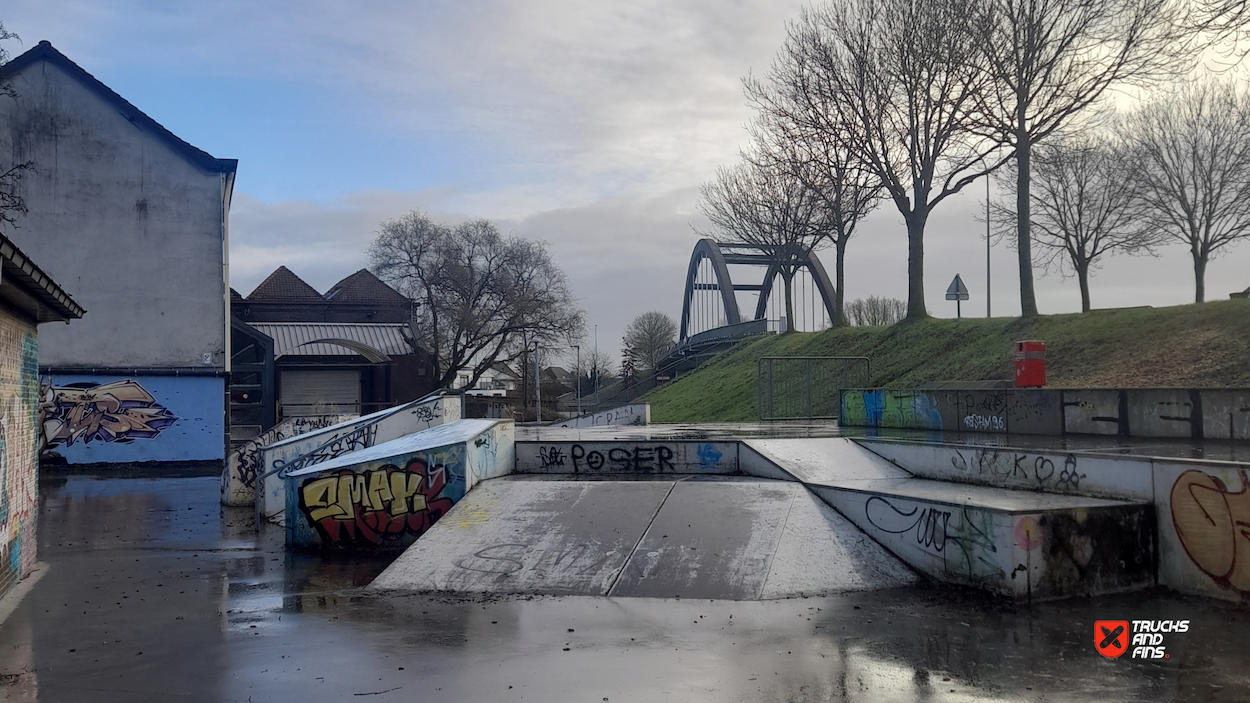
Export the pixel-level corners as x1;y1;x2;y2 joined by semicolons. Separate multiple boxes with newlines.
757;356;870;421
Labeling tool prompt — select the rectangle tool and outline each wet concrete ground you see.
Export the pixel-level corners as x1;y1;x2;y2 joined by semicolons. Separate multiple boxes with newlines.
2;471;1249;702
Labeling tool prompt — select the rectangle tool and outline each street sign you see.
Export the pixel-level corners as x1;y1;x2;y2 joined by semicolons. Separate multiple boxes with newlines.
947;274;969;320
946;274;970;301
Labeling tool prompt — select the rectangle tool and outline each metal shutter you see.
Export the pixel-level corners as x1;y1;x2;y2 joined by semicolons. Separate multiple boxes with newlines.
280;369;360;417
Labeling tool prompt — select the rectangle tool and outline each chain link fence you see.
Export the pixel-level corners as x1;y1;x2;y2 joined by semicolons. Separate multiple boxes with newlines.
757;356;870;421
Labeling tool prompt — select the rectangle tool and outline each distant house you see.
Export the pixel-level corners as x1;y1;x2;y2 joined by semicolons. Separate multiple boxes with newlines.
455;363;521;398
229;267;436;442
0;234;82;602
0;41;235;465
1233;286;1250;300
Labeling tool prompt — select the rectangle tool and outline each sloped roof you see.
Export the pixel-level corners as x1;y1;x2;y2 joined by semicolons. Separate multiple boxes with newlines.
0;233;84;322
246;266;324;302
324;269;410;305
0;41;237;175
247;322;411;358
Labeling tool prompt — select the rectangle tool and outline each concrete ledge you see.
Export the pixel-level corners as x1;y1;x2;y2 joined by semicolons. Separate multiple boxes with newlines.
811;481;1155;601
220;414;355;507
256;395;462;526
283;419;513;550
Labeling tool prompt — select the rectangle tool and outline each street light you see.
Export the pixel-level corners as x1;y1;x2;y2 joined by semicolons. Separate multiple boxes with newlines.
572;344;581;418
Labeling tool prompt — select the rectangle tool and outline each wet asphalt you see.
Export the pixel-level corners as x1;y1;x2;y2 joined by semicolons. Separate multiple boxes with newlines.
1;472;1248;702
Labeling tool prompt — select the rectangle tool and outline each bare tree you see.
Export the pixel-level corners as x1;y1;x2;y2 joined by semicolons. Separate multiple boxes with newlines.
974;0;1189;317
991;134;1162;312
0;22;31;231
1187;0;1250;59
1121;80;1250;302
697;157;825;333
577;348;616;396
846;296;906;326
621;310;677;372
772;0;1009;321
744;81;881;326
369;210;586;389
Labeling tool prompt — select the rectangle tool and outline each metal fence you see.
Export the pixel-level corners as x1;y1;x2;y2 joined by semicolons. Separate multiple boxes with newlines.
757;356;870;421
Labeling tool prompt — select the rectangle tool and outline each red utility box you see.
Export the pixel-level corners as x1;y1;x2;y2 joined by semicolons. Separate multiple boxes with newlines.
1015;340;1046;387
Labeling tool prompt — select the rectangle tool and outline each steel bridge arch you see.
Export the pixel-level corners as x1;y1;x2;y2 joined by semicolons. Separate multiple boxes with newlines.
679;238;743;342
678;239;838;344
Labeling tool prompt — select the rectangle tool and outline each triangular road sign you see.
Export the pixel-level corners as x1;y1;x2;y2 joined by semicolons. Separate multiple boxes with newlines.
946;274;969;301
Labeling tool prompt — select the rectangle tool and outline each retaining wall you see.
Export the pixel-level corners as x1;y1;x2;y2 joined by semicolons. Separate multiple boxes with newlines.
516;440;737;475
551;403;650;428
841;388;1250;439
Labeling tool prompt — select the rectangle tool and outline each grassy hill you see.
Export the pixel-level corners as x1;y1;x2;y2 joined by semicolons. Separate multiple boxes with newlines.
647;300;1250;423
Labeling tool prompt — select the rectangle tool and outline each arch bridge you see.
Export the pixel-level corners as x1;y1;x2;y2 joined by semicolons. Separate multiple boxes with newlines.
678;238;837;345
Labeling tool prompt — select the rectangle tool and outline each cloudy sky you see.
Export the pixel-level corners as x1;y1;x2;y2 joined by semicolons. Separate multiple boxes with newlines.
6;0;1248;359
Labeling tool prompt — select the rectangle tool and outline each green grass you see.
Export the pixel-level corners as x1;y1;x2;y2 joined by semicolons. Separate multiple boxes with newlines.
647;300;1250;423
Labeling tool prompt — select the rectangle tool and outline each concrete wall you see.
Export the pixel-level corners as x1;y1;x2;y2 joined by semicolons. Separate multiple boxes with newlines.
1154;460;1250;603
219;414;355;507
284;420;513;550
857;440;1155;501
856;437;1250;604
810;485;1155;600
842;388;1249;439
552;403;650;428
256;395;462;525
0;310;39;601
39;373;225;464
0;57;230;370
515;440;737;475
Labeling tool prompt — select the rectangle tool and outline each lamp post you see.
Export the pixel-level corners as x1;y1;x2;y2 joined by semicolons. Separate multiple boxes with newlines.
593;325;599;410
534;342;541;423
572;344;581;418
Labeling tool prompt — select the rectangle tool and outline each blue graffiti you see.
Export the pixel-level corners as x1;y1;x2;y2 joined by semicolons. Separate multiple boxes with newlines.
8;535;19;574
697;443;722;469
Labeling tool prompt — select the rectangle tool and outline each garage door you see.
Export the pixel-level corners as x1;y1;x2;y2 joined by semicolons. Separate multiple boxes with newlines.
280;369;360;417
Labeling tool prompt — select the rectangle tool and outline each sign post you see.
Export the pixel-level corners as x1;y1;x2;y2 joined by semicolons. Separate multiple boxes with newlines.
946;274;970;320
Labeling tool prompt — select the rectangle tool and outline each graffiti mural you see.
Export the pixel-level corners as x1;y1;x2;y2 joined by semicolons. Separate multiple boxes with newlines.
841;390;943;431
221;414;355;506
0;315;39;600
1171;469;1250;595
39;379;177;451
298;458;455;547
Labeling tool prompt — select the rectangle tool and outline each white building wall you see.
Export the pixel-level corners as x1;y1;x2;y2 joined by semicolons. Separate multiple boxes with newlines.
0;55;230;368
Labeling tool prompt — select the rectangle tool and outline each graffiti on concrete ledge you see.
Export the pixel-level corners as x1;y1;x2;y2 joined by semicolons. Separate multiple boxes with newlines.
39;379;177;450
298;458;453;546
232;416;348;491
1171;469;1250;595
864;496;1001;580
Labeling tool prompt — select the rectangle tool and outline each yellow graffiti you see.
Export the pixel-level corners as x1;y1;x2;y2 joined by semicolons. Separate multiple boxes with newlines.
302;471;428;523
1171;470;1250;593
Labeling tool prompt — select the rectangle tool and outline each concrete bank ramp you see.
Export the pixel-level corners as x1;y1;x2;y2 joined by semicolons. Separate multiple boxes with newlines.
368;476;916;599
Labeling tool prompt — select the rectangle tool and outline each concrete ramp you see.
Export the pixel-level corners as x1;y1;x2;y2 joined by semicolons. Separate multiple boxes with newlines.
741;437;910;484
368;476;916;599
